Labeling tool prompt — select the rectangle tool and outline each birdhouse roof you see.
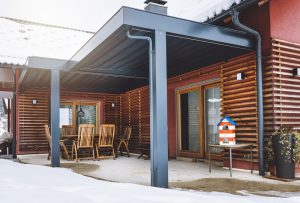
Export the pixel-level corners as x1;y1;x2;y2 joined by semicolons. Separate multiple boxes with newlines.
218;116;236;126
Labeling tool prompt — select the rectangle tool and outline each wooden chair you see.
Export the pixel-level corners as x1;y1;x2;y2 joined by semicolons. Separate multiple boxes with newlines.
72;124;95;162
61;125;76;138
95;124;115;160
61;125;76;158
116;126;132;158
44;124;69;160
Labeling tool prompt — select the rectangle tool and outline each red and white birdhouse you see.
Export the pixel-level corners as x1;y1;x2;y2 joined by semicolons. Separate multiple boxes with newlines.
218;116;236;145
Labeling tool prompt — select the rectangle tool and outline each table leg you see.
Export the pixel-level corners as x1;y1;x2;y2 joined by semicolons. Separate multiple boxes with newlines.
250;145;253;174
209;146;211;173
229;147;232;177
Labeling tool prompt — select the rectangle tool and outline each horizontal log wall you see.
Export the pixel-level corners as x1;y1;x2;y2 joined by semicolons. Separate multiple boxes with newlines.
120;87;150;152
17;91;120;154
18;91;49;154
270;39;300;130
119;53;260;162
221;53;259;162
103;95;121;137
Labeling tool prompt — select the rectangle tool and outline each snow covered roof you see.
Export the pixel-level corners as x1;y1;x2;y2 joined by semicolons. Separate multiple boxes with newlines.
0;0;248;66
169;0;246;23
0;17;93;65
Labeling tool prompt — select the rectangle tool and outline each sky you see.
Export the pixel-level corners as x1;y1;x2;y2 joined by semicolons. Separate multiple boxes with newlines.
0;0;144;32
0;0;197;32
0;0;238;32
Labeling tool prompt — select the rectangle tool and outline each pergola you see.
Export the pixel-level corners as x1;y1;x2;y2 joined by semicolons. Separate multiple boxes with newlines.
24;6;255;188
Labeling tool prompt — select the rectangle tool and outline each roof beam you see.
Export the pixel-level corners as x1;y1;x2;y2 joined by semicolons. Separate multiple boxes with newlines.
123;7;255;49
26;57;67;70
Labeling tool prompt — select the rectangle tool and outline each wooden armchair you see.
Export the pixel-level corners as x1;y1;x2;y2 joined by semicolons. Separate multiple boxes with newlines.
116;126;132;158
61;125;76;138
44;124;69;160
95;124;115;160
72;124;95;162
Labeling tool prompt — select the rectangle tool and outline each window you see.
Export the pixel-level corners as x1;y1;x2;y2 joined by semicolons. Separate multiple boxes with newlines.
60;101;99;133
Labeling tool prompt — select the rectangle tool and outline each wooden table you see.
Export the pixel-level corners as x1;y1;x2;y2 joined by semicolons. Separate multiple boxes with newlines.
208;143;253;177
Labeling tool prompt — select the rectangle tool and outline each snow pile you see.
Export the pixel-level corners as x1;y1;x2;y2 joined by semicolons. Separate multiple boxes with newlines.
0;114;11;144
0;160;299;203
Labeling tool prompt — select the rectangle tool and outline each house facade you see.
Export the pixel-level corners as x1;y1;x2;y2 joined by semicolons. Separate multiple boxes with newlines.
1;0;300;174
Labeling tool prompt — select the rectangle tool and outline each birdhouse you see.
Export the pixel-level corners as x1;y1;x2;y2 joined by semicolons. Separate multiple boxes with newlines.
218;116;236;145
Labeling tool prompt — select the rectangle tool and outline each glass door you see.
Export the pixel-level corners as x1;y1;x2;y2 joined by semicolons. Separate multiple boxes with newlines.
177;87;202;156
204;84;221;153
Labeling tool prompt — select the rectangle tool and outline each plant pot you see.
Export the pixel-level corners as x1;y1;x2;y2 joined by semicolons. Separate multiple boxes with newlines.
272;136;295;179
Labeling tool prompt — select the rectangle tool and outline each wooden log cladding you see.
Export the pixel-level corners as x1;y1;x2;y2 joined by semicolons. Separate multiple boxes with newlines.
18;91;49;154
103;95;121;136
269;39;300;130
120;87;150;152
17;90;121;154
221;53;259;160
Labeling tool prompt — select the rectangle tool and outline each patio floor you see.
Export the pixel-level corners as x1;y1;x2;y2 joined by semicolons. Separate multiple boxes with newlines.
18;154;300;187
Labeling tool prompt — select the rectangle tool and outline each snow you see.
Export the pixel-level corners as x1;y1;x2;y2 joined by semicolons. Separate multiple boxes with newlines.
0;159;299;203
0;17;93;65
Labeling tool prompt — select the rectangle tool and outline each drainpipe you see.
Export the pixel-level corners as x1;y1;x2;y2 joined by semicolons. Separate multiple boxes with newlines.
230;10;265;176
126;31;156;186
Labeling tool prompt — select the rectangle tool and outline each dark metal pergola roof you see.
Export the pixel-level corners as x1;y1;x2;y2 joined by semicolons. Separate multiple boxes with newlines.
22;6;254;93
20;6;257;188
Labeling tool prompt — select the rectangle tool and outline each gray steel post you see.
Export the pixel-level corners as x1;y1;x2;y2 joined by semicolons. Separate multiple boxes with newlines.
51;69;60;167
151;30;168;187
12;68;17;159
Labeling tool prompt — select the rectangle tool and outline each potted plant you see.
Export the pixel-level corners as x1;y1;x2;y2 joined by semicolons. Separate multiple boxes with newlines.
266;127;300;179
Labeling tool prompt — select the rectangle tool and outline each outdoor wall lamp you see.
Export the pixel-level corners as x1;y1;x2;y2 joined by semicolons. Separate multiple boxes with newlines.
236;72;245;80
293;68;300;76
32;99;37;105
111;103;115;108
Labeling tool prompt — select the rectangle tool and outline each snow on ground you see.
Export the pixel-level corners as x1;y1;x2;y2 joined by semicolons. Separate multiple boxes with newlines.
0;159;299;203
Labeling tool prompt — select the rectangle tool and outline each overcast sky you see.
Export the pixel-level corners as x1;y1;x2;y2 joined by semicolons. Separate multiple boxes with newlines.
0;0;207;32
0;0;236;32
0;0;144;32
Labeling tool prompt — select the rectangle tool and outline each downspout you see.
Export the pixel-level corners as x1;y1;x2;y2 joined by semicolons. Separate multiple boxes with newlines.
126;31;156;186
230;10;265;176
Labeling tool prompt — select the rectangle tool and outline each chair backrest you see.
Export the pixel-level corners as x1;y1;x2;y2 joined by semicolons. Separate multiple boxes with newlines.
98;124;115;146
121;126;132;140
44;124;51;147
77;124;95;147
61;125;75;137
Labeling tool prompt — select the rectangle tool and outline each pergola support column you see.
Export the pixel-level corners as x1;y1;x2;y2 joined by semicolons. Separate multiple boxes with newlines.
51;69;60;167
150;30;168;188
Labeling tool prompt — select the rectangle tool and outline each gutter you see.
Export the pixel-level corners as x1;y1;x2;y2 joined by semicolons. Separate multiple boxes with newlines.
230;10;265;176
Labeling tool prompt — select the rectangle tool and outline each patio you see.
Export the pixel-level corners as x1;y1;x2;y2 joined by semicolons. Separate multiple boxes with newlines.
18;154;300;188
